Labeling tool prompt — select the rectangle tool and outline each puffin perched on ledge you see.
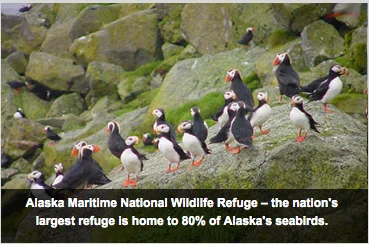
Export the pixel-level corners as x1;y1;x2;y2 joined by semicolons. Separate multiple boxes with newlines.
212;90;236;127
6;80;29;94
43;126;61;146
106;121;127;172
152;108;177;142
14;108;26;119
238;27;255;48
248;91;271;138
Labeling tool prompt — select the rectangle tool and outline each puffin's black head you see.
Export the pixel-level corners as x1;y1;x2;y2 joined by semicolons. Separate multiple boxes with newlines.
71;140;87;156
155;124;170;135
190;107;201;117
177;120;193;133
106;121;120;134
225;68;241;82
330;64;349;76
152;108;164;119
54;163;64;174
27;170;44;182
274;52;291;66
290;95;304;108
125;136;140;146
79;144;100;159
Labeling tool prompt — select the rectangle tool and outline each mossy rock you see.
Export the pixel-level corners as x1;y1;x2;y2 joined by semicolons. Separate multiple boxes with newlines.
268;29;298;48
156;3;186;44
5;51;28;75
161;43;185;59
80;95;122;121
46;93;87;118
10;158;31;174
330;93;367;123
61;114;86;131
118;3;153;18
2;174;29;189
22;91;51;120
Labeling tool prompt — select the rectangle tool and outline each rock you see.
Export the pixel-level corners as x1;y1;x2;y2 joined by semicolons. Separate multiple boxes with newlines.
80;96;122;121
84;61;125;107
118;3;153;18
285;38;309;72
181;3;233;55
1;168;19;184
331;94;367;124
117;77;151;103
10;158;31;173
156;3;186;44
26;52;86;93
301;20;345;68
161;43;185;59
5;51;28;75
2;173;29;189
348;25;367;74
69;4;121;41
22;91;51;120
61;114;86;131
24;3;59;28
46;93;87;118
178;44;201;60
32;152;45;170
150;74;163;89
1;14;47;57
271;3;334;33
102;102;367;189
4;119;45;160
1;149;11;167
35;118;65;128
70;9;163;71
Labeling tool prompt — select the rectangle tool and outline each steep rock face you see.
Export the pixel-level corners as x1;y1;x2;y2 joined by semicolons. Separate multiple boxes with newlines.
26;52;86;92
156;3;186;44
70;9;163;71
181;3;233;55
301;20;345;68
101;102;367;189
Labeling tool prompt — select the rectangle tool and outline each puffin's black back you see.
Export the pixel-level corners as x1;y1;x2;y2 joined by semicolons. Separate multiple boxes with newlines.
230;73;254;112
238;31;253;45
107;122;127;159
209;105;237;143
275;63;300;98
192;110;208;142
231;105;253;148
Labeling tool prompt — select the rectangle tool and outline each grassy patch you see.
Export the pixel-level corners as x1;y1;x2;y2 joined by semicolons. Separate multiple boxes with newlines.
242;71;262;92
122;61;162;79
268;29;298;48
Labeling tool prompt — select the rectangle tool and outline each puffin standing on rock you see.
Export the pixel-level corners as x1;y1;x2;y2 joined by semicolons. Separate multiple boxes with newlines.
155;124;190;173
52;163;64;187
303;64;349;113
6;80;29;94
177;120;211;169
212;90;236;127
238;27;255;48
28;170;53;199
14;108;26;119
190;107;208;142
152;108;177;142
248;91;271;138
120;136;147;187
226;69;254;112
43;126;61;146
289;95;320;142
274;52;300;103
142;133;154;146
106;121;127;172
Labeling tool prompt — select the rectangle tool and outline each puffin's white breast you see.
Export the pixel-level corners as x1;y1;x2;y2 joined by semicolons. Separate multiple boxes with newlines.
321;77;343;103
250;104;271;127
182;133;204;157
158;137;180;163
121;148;141;175
290;107;310;131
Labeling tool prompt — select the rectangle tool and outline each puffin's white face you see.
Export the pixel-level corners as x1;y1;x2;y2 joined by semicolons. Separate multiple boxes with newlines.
28;170;42;182
257;92;268;102
230;102;241;112
156;124;170;134
43;126;50;132
152;109;163;118
274;52;288;65
177;120;192;133
125;136;139;146
226;69;237;79
331;64;349;76
54;163;64;173
80;144;100;158
291;95;303;107
18;108;23;112
71;140;87;156
106;121;119;133
246;27;254;32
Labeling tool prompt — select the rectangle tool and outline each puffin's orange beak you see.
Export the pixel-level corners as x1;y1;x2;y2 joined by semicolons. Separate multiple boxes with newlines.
341;67;349;76
105;126;110;132
176;126;183;133
252;27;255;31
225;74;231;82
71;147;78;156
93;145;100;152
290;100;295;107
273;58;280;66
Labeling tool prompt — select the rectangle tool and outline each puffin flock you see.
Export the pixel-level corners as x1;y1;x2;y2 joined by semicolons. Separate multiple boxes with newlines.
19;26;353;192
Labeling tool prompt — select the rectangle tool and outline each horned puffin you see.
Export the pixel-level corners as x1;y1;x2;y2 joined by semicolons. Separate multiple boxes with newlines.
28;170;53;200
6;80;28;93
248;91;271;137
52;163;64;187
225;69;254;112
43;126;61;145
209;102;238;151
212;90;236;127
53;144;100;189
155;124;190;173
142;133;154;146
290;95;320;142
106;121;127;172
305;65;349;113
273;52;300;103
177;120;211;169
120;136;147;187
190;107;208;142
152;108;177;142
238;27;255;48
14;108;26;119
229;101;253;154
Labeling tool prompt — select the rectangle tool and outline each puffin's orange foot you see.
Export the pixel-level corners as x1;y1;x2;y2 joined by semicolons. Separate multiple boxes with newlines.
251;135;256;140
115;165;123;173
260;129;270;135
296;136;306;143
225;144;232;151
324;108;333;113
193;158;204;167
243;45;249;49
171;165;180;172
231;147;240;154
130;179;138;187
123;180;130;188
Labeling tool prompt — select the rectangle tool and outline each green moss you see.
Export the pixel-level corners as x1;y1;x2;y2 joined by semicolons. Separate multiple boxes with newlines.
242;72;262;92
268;29;298;48
352;43;367;74
122;61;162;79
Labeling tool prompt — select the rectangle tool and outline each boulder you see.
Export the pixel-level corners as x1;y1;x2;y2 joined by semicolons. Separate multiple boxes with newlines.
156;3;186;44
26;52;86;92
24;3;59;28
46;93;87;118
161;43;185;59
10;157;31;173
1;14;47;57
1;168;19;184
180;3;233;55
32;152;45;170
80;96;122;121
22;91;51;120
4;119;45;160
301;20;345;68
84;61;125;107
348;25;367;74
5;51;28;75
70;9;163;71
271;3;334;33
117;77;151;103
61;114;86;131
1;173;29;189
331;94;367;124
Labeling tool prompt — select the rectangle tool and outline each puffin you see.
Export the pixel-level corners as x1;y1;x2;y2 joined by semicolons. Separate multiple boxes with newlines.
153;138;160;149
229;101;254;154
273;52;300;103
19;4;32;13
43;126;61;145
177;120;211;169
13;108;26;119
70;140;111;187
209;102;238;151
238;27;255;48
52;163;64;187
155;124;190;173
190;107;208;142
248;91;272;137
120;136;147;187
212;90;237;127
305;65;349;113
142;133;154;146
106;121;127;172
152;108;177;142
53;144;100;190
6;80;28;93
290;95;320;142
225;68;254;112
28;170;53;200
